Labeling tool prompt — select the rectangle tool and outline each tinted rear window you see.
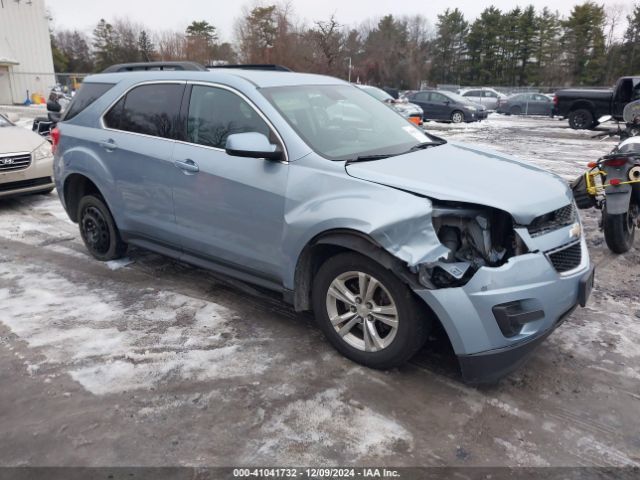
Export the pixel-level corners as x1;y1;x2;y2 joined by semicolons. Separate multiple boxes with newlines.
103;83;184;139
63;83;114;121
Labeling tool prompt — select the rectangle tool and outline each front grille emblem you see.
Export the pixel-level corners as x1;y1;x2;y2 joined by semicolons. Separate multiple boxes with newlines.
569;223;582;239
1;158;14;165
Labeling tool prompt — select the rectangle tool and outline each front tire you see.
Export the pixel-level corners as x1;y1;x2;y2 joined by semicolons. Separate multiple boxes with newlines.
603;204;637;254
450;111;464;123
312;252;430;369
510;106;522;115
78;195;127;261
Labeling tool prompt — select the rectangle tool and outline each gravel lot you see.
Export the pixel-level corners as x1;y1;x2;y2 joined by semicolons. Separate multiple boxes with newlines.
0;113;639;467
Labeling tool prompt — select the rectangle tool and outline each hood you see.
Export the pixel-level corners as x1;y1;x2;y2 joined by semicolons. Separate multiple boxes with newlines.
346;142;572;225
0;126;46;154
392;101;423;115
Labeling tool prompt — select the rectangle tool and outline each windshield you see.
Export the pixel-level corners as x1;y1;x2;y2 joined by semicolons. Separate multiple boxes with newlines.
261;85;433;161
0;115;12;127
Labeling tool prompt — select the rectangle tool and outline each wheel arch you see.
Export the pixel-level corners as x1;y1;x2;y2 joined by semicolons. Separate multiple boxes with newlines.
568;100;595;115
63;173;109;223
292;228;421;312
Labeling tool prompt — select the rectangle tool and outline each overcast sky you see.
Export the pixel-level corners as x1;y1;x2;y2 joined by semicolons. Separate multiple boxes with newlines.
46;0;629;41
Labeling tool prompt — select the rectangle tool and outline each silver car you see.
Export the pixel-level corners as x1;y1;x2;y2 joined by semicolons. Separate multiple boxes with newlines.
0;113;55;198
459;87;506;111
53;69;594;383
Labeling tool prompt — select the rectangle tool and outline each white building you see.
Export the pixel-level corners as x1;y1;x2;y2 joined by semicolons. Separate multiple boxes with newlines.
0;0;55;105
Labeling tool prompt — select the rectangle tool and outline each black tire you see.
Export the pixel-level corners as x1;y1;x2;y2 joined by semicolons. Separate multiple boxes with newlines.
311;252;431;369
570;174;596;210
450;111;465;123
510;106;522;115
603;205;637;254
568;109;594;130
77;195;127;261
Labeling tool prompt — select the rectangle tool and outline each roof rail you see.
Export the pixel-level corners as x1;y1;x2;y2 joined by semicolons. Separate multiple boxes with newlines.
102;61;207;73
207;64;292;72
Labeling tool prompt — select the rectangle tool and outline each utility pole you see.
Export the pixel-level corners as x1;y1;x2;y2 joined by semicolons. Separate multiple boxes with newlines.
345;57;352;83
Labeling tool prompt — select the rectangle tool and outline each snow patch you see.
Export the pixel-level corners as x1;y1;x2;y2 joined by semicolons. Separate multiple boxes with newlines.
254;388;413;464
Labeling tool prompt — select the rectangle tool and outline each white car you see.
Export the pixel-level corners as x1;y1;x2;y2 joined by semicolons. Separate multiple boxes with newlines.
458;87;506;111
0;113;54;198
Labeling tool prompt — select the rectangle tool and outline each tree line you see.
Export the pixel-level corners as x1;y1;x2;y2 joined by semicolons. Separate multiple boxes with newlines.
50;2;640;89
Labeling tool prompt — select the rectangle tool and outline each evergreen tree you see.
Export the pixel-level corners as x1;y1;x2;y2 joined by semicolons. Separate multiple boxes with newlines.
92;19;119;71
430;8;468;85
625;4;640;76
138;30;155;61
562;2;607;85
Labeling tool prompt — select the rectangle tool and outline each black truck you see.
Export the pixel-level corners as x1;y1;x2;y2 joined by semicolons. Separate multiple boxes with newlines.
554;76;640;129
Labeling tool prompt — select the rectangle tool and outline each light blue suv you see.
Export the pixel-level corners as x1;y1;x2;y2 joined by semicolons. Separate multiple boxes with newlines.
53;66;594;383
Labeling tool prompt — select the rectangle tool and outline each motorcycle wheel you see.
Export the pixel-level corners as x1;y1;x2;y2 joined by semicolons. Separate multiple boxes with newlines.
603;204;638;254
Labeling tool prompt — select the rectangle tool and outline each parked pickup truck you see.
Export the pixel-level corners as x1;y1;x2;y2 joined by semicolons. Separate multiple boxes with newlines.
554;76;640;129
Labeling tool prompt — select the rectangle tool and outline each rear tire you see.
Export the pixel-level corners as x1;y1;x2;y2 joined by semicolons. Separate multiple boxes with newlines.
450;111;464;123
77;195;127;261
603;205;637;254
510;106;522;115
568;109;594;130
312;252;430;369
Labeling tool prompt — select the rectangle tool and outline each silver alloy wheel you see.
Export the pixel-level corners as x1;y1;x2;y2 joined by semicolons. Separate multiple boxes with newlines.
451;112;464;123
325;271;399;352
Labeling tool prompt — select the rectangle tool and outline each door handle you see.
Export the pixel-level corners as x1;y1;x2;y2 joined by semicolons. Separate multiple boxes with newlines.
99;139;117;151
174;159;199;173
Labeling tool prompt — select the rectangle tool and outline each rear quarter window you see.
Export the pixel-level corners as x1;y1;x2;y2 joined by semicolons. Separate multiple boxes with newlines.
63;83;115;121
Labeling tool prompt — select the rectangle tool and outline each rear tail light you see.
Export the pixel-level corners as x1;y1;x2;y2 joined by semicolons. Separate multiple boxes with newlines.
603;157;627;167
609;179;621;186
553;95;558;106
51;127;60;154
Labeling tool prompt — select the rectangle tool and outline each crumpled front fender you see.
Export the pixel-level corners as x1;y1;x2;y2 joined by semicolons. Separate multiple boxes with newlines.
282;156;448;290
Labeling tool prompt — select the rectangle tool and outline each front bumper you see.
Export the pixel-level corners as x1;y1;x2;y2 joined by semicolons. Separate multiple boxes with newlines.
0;154;54;198
414;238;592;382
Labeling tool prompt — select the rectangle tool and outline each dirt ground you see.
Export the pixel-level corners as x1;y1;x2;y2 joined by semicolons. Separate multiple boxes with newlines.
0;113;639;468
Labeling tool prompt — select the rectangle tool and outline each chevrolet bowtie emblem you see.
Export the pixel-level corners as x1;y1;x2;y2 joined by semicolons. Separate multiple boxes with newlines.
569;223;582;239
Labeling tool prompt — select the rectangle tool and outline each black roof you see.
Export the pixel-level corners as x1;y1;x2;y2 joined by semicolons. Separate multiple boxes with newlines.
207;64;292;72
102;61;207;73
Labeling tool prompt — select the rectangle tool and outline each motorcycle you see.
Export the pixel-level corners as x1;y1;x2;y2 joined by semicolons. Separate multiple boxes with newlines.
572;103;640;253
32;88;70;140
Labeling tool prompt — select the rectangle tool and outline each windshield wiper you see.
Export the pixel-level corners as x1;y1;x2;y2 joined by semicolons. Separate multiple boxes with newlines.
347;154;396;164
406;140;447;153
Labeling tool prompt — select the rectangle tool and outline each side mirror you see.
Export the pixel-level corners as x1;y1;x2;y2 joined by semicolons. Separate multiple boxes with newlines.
598;115;612;123
225;132;283;161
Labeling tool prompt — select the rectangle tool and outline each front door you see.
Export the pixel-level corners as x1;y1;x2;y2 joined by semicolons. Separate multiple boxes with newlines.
429;92;452;120
171;84;288;283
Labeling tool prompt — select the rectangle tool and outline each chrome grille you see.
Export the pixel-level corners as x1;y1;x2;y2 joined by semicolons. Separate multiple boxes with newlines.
546;241;582;273
0;153;31;173
528;203;576;237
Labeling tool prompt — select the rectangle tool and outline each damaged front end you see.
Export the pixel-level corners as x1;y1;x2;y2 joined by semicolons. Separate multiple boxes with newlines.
417;202;527;289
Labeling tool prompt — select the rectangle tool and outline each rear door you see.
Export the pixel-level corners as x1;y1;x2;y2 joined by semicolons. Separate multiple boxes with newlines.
101;82;185;245
171;83;288;284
